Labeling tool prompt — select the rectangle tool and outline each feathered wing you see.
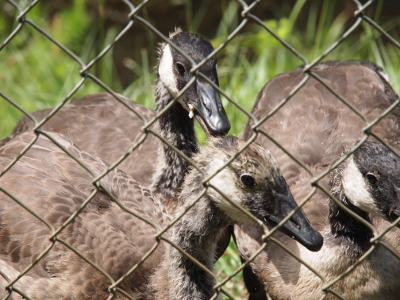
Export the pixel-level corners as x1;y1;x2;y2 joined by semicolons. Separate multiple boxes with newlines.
12;93;160;187
0;132;168;299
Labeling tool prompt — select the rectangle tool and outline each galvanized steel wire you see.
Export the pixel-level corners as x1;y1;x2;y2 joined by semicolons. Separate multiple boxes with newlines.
0;0;399;299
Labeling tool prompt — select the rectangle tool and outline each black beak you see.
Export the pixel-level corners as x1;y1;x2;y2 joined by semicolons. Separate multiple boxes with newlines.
265;192;323;252
192;81;231;136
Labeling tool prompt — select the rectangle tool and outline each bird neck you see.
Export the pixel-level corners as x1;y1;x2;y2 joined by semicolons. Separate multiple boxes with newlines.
154;187;230;299
151;78;198;205
328;176;373;257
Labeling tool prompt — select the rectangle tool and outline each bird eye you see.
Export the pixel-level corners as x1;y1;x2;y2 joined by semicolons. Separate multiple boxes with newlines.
175;63;186;76
241;174;256;187
366;173;378;185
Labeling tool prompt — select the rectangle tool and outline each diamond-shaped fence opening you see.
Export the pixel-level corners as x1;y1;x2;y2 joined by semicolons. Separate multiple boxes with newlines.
0;0;399;299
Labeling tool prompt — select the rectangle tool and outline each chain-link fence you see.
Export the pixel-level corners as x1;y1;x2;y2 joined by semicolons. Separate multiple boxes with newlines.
1;0;400;299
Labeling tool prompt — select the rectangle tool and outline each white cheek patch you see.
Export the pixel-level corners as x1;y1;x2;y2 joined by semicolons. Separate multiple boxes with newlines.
159;44;179;97
378;70;390;83
342;158;385;218
207;157;256;224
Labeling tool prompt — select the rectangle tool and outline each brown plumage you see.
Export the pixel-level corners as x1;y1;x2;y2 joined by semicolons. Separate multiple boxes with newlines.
235;60;400;300
0;131;322;299
13;93;158;185
12;29;231;214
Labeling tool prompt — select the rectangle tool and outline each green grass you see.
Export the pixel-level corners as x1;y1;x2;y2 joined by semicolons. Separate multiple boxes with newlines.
215;239;248;299
1;1;400;299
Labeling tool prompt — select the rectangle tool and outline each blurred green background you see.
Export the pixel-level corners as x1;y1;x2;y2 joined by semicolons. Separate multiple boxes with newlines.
1;0;399;298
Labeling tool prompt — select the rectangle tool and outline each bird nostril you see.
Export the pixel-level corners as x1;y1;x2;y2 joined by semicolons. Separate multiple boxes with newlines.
290;217;300;229
204;101;211;116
